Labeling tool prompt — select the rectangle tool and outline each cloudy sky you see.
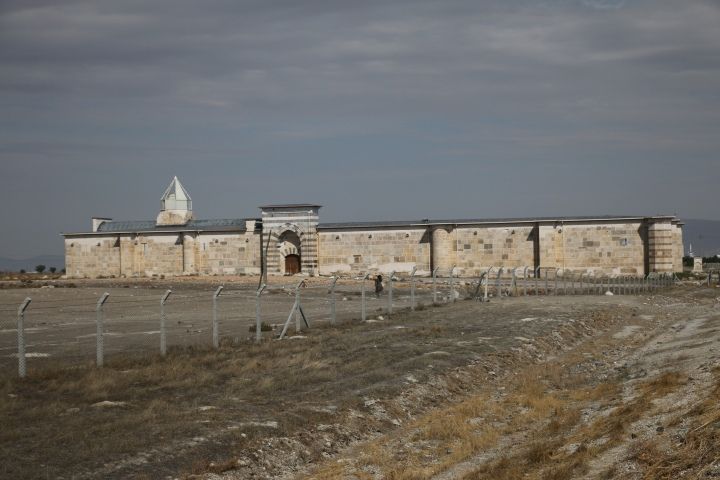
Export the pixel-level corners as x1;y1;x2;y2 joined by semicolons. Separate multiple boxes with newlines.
1;0;718;258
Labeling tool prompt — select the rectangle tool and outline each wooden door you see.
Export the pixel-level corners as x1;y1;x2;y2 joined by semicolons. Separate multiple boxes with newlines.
285;254;301;275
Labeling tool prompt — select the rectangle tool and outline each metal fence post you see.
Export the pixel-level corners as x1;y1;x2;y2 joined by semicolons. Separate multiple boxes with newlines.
535;266;540;296
212;286;223;349
544;268;549;295
432;267;439;304
361;273;369;322
496;267;504;298
17;297;31;378
483;267;492;302
473;270;485;301
449;265;456;303
554;269;559;295
96;292;110;367
410;266;417;311
511;268;517;297
388;271;395;314
295;280;303;332
329;276;338;325
255;284;266;343
523;266;529;296
160;290;172;356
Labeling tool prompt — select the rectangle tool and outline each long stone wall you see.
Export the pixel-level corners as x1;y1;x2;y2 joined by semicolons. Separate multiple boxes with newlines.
65;230;261;278
137;234;183;276
318;228;431;275
64;217;684;278
453;225;536;275
195;232;261;275
65;237;121;278
538;222;645;275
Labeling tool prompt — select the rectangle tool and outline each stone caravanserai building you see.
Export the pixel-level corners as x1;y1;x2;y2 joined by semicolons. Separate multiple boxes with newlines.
63;177;684;279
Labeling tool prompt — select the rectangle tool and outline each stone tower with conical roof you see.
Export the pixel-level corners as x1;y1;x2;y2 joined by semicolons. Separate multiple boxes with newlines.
156;176;194;226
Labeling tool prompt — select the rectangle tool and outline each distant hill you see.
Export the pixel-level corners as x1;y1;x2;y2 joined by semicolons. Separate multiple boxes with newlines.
682;219;720;257
0;255;65;272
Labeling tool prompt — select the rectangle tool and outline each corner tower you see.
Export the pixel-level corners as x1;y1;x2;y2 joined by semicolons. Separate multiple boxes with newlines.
156;176;194;226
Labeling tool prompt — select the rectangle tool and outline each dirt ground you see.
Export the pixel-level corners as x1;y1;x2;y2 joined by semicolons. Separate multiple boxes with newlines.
1;279;718;479
0;276;428;370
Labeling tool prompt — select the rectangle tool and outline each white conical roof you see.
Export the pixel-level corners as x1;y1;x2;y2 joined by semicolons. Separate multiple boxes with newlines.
160;176;192;211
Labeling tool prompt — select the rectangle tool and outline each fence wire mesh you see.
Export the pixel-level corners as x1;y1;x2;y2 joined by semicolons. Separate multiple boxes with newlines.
0;270;678;376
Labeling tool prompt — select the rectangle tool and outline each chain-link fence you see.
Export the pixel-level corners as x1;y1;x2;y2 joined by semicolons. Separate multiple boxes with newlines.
0;268;679;378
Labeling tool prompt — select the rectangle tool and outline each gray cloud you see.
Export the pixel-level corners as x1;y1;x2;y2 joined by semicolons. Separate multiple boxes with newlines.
0;0;718;257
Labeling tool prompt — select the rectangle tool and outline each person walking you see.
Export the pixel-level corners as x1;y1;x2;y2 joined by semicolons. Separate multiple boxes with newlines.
374;274;384;298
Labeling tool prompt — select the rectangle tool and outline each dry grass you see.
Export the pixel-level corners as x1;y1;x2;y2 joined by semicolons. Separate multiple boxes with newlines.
460;363;689;480
313;361;608;480
0;335;384;478
625;368;720;479
638;370;688;396
305;305;671;480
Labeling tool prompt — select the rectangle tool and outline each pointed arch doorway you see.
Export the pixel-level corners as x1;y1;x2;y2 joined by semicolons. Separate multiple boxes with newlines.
277;230;302;275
